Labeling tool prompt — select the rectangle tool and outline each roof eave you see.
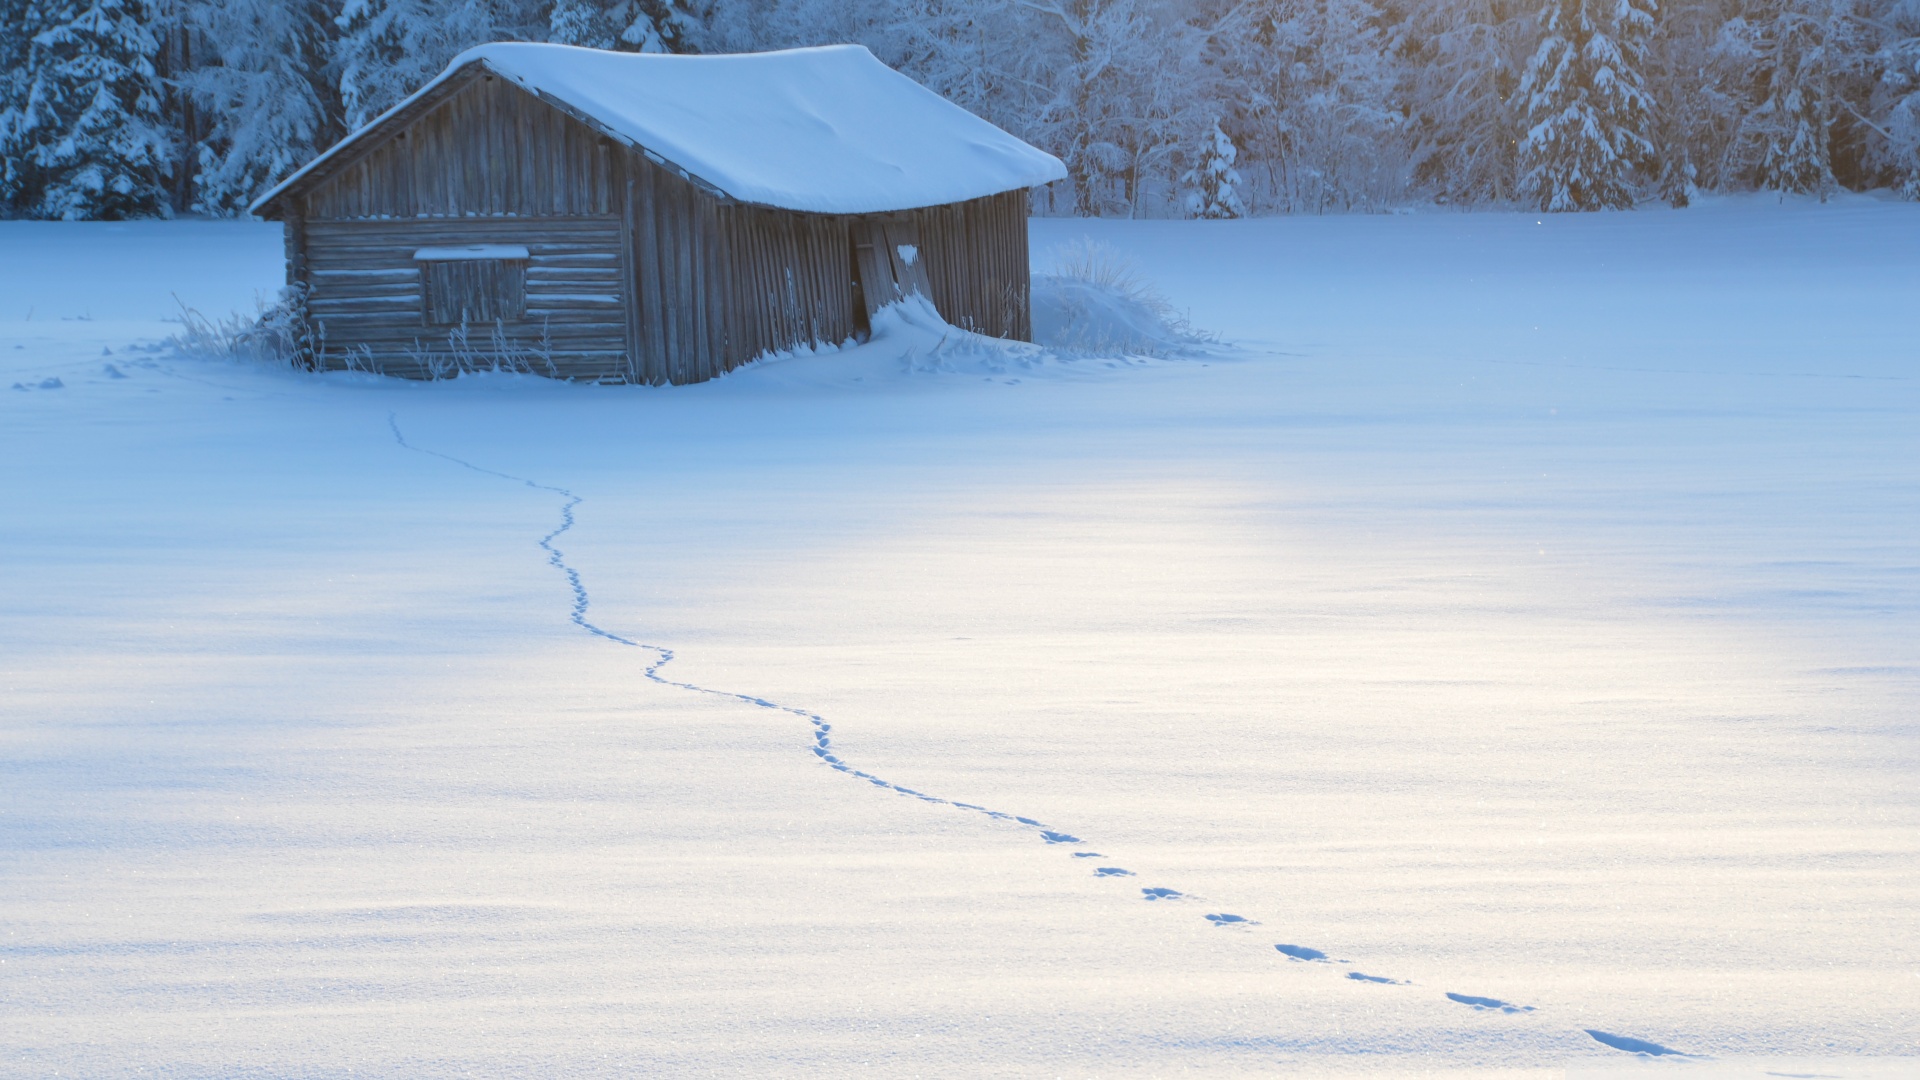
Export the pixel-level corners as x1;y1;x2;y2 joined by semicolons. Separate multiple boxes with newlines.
248;48;1066;220
248;63;491;219
249;56;742;220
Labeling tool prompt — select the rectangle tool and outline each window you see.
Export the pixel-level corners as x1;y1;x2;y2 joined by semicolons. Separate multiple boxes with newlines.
414;245;529;326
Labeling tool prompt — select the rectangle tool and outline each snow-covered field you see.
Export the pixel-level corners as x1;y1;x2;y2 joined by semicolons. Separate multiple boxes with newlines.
2;201;1916;1078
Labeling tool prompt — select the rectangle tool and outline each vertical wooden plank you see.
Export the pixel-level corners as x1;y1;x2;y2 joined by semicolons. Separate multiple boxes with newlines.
1008;190;1031;341
691;189;716;381
750;208;771;361
660;175;686;383
613;152;637;383
632;158;667;384
713;205;734;372
684;183;709;382
707;199;733;373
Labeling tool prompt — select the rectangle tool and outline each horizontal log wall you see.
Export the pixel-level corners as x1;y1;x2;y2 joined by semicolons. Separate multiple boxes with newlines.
304;216;628;380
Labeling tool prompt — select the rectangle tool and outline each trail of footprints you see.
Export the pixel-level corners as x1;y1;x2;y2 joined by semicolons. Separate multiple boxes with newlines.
389;416;1694;1062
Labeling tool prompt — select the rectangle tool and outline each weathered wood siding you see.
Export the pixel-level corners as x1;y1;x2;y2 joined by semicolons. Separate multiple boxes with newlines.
625;153;729;385
306;74;620;220
712;203;857;382
908;190;1032;342
296;75;630;380
303;216;629;380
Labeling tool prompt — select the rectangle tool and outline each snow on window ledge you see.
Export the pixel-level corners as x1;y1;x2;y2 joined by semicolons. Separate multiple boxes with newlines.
413;245;532;262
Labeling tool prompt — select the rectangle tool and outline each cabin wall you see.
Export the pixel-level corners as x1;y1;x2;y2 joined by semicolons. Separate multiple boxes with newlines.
300;215;629;381
907;190;1032;342
296;76;631;380
622;157;861;385
711;203;857;380
624;151;731;385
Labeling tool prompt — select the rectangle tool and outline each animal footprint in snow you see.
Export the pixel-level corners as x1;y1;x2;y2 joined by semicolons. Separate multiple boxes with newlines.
1346;972;1406;985
1039;830;1081;845
1071;852;1105;859
1094;867;1134;877
1204;913;1258;928
1140;887;1183;901
1446;992;1534;1014
1274;944;1331;962
1584;1030;1687;1056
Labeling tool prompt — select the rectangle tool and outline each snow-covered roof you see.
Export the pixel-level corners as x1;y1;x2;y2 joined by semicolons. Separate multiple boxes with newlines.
252;43;1066;217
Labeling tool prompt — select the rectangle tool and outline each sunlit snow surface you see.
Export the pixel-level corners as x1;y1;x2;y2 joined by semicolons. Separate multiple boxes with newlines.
2;200;1916;1078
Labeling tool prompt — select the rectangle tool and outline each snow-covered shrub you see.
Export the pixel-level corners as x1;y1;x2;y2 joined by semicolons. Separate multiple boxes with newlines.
167;287;315;369
1031;239;1211;357
1184;121;1248;219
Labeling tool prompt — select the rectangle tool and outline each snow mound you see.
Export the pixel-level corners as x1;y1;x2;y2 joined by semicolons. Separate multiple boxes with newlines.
738;244;1216;387
1032;240;1213;358
739;278;1214;389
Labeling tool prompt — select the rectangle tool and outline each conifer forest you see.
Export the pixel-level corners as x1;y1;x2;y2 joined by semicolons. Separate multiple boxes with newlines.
4;0;1920;221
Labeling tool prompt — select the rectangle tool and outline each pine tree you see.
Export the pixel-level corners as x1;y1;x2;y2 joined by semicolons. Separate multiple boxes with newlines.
1641;0;1723;207
613;0;701;51
1229;0;1408;213
0;0;34;214
334;0;533;129
1183;120;1248;217
547;1;701;53
179;0;341;214
0;0;172;219
547;0;615;47
1872;0;1920;196
1388;0;1535;206
1515;0;1658;210
1751;0;1836;194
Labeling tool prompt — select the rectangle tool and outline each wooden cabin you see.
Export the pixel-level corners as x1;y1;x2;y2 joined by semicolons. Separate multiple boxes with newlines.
249;43;1067;384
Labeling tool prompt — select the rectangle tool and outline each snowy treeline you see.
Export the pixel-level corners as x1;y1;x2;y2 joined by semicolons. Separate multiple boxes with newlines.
5;0;1920;220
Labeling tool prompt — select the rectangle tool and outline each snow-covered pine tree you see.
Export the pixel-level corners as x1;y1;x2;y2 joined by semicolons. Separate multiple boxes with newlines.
1515;0;1658;210
334;0;536;129
1227;0;1408;213
615;0;701;51
1750;0;1836;194
548;0;701;52
547;0;615;46
178;0;341;214
0;0;172;219
1183;120;1248;217
1640;0;1727;207
1019;0;1187;216
1387;0;1536;206
1872;0;1920;195
0;0;34;214
871;0;1026;127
